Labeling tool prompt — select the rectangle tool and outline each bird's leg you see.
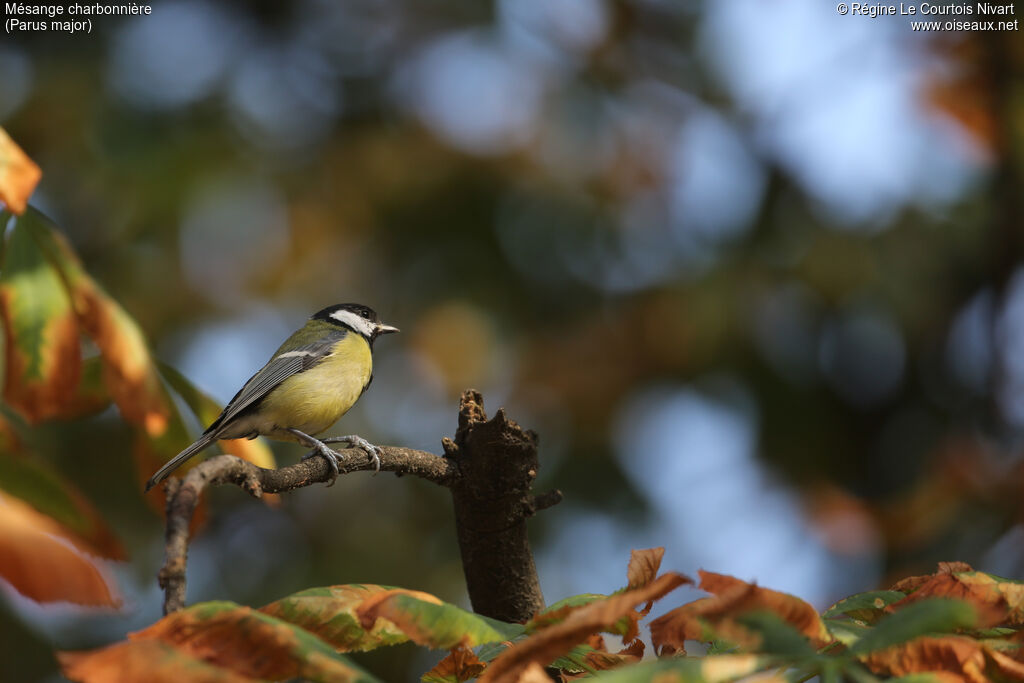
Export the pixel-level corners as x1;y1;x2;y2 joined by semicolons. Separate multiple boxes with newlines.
288;428;342;486
320;435;383;474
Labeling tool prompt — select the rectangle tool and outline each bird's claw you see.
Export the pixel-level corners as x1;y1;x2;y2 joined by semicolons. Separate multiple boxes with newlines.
302;443;342;487
322;435;383;474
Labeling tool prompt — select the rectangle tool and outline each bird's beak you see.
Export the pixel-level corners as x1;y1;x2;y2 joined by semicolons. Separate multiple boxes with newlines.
376;323;400;336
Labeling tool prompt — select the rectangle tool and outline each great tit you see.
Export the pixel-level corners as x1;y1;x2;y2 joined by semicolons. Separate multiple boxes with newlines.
145;303;398;491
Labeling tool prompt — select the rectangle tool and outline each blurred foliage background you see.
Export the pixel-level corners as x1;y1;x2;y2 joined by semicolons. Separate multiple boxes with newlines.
1;0;1023;680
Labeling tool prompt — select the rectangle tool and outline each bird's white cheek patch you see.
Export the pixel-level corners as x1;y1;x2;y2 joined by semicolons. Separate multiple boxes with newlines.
329;309;376;337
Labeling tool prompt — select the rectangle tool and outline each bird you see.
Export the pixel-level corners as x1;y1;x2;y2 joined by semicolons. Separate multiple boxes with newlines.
145;303;399;492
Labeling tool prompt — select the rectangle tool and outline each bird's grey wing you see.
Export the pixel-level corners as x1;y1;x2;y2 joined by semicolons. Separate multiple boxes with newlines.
205;335;342;435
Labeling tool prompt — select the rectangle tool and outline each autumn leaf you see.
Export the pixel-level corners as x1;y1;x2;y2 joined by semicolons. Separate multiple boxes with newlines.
0;212;83;422
59;640;261;683
260;584;410;652
479;572;690;683
421;644;487;683
131;601;380;682
849;599;981;656
889;562;1024;627
355;588;525;649
0;128;41;214
583;655;781;682
25;208;172;437
650;570;831;654
0;492;118;606
860;635;989;683
626;546;665;590
0;452;124;560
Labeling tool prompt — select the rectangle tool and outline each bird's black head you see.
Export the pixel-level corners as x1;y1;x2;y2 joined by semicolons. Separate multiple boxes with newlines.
313;303;399;341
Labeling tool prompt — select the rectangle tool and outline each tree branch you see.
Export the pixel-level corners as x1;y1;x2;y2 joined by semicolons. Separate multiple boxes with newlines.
157;391;561;621
445;391;561;623
158;445;459;614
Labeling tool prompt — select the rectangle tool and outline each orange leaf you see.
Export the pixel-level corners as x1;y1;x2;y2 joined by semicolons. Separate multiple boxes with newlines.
423;644;487;683
650;570;831;653
891;562;975;594
132;602;363;681
860;635;987;683
479;572;690;683
0;492;118;606
0;128;41;215
626;547;665;589
59;640;259;683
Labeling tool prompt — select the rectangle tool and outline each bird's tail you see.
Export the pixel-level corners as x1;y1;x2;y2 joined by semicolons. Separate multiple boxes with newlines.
144;432;218;492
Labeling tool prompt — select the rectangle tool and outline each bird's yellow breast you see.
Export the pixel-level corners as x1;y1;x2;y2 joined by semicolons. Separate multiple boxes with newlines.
258;332;372;437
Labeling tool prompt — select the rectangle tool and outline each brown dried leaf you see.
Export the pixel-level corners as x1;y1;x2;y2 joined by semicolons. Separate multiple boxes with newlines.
860;635;987;683
627;547;665;589
480;572;690;683
650;570;831;653
422;645;487;683
889;563;1022;627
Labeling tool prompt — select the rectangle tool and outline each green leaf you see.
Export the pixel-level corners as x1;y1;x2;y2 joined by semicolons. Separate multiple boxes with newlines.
824;618;870;646
848;599;978;656
823;591;905;621
0;211;82;423
261;584;412;652
357;590;525;649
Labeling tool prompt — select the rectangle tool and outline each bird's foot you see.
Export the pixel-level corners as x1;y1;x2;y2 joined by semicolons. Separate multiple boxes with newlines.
322;435;383;473
290;428;343;487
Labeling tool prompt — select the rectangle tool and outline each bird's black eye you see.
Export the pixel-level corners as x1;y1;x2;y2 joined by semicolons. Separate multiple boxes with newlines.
361;310;371;319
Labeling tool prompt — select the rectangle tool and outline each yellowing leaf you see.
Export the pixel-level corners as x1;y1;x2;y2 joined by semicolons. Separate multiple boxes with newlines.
0;492;118;606
0;128;41;215
131;601;376;682
59;640;261;683
25;209;172;437
261;584;410;652
0;213;82;422
480;572;690;683
355;588;524;650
